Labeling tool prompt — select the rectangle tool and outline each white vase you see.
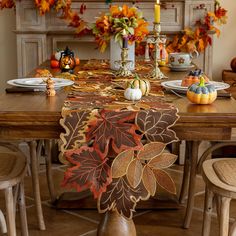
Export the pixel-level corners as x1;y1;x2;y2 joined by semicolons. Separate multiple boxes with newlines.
109;37;135;71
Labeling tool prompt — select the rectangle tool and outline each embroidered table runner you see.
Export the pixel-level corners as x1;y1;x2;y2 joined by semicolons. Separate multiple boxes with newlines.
59;60;179;219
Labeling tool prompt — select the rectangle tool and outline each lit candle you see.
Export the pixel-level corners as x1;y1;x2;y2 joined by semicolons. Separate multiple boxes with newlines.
154;0;161;23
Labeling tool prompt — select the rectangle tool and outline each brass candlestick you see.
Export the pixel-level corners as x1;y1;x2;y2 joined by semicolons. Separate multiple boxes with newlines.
145;22;167;80
115;47;134;77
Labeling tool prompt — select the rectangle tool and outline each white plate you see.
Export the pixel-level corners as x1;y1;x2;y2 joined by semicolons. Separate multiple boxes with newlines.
7;78;74;89
161;80;230;92
168;64;195;72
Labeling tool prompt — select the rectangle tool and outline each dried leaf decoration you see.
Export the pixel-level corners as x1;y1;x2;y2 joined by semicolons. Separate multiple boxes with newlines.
60;110;92;153
142;165;156;196
63;146;112;199
86;109;142;156
122;142;177;195
111;150;134;178
98;176;149;219
135;109;179;144
153;169;176;194
126;159;143;188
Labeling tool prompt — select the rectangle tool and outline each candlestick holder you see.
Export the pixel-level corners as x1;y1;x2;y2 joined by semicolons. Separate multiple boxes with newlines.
145;22;167;80
114;47;134;77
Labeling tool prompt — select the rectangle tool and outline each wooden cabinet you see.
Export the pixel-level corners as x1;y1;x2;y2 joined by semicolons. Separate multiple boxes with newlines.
15;0;214;77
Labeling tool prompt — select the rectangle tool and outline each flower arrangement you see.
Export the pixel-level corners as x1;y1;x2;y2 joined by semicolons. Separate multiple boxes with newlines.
92;5;149;52
166;1;227;53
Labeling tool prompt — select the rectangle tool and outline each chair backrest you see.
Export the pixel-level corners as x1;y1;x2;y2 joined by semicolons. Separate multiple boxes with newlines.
0;142;27;190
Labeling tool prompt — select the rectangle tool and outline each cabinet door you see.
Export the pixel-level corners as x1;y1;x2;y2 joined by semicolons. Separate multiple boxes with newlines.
185;1;214;27
17;35;47;77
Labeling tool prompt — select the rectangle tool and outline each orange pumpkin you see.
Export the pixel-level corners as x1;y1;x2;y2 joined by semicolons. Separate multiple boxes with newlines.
181;75;209;87
50;60;60;68
75;57;80;66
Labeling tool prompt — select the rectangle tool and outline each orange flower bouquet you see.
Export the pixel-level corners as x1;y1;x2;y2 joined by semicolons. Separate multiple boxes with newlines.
92;5;149;52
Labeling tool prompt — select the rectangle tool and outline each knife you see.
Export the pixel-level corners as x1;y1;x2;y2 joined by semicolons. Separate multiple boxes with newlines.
5;88;45;93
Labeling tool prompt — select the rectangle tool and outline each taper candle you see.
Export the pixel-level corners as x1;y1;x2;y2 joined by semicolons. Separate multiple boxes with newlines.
123;36;128;48
154;0;160;23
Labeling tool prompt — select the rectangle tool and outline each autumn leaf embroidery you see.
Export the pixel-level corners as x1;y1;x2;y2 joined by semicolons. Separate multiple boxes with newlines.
63;146;112;199
112;142;177;196
86;109;142;156
98;176;149;219
135;109;179;144
60;110;93;153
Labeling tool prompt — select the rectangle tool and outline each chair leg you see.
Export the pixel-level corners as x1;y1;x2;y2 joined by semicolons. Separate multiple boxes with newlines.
0;210;7;234
202;187;214;236
219;196;231;236
18;181;29;236
45;139;56;202
29;140;46;230
5;187;16;236
230;221;236;236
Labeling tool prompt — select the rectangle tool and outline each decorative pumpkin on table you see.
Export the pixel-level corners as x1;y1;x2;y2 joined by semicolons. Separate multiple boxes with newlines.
124;85;142;101
181;69;209;87
187;76;217;104
126;74;151;96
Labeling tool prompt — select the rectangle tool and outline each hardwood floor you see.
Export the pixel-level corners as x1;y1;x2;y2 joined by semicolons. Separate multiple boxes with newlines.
0;163;235;236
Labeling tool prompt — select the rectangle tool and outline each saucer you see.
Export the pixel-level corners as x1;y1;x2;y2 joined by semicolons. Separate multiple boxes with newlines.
169;64;195;72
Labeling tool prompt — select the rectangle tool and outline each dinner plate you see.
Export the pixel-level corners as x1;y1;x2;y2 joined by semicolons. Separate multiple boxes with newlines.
7;78;74;89
161;80;230;93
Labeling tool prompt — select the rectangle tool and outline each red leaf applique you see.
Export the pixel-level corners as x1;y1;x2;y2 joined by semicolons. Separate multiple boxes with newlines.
62;146;112;198
86;109;142;156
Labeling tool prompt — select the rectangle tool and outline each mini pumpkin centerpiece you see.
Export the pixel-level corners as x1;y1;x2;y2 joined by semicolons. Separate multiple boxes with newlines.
126;74;151;96
124;83;142;101
181;69;209;87
187;76;217;104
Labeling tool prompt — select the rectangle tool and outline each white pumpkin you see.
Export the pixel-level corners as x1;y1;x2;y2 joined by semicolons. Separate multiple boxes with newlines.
55;50;64;61
124;87;142;101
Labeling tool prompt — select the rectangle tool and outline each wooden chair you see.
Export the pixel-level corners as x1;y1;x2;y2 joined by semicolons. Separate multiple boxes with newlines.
202;158;236;236
0;142;28;236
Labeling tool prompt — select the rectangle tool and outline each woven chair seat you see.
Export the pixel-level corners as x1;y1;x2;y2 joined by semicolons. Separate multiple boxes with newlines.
213;159;236;187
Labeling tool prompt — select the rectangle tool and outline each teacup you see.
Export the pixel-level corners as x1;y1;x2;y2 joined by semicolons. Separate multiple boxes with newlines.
169;51;199;67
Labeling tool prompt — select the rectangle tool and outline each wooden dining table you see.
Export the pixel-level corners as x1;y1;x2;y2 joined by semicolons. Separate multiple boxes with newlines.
1;61;236;231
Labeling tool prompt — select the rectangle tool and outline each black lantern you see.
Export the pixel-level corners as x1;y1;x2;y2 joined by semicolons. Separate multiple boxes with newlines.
59;46;76;74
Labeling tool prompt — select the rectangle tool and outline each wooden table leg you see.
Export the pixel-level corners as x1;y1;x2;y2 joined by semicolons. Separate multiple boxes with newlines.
29;140;46;231
179;140;191;204
183;141;200;229
45;139;56;202
97;210;136;236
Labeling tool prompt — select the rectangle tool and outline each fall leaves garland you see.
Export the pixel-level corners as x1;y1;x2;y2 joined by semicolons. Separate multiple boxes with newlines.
0;0;90;35
166;1;227;53
1;0;227;54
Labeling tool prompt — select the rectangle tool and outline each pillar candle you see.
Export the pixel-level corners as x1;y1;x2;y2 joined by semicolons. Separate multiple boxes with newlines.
154;0;161;23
